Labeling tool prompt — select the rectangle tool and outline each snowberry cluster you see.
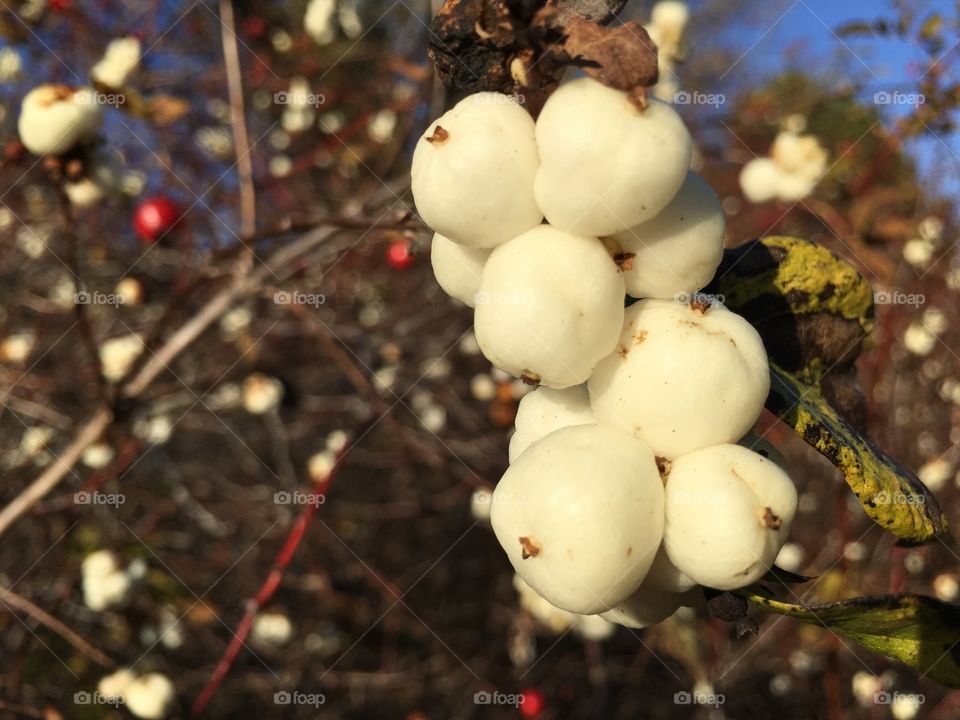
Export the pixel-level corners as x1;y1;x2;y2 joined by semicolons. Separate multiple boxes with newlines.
412;76;799;627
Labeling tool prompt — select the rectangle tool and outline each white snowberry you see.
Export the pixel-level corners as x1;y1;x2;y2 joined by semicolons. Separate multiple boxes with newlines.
90;37;141;89
599;582;694;629
411;93;541;248
124;673;175;719
663;443;798;590
534;77;692;237
588;298;770;458
607;172;725;299
508;385;595;463
641;542;697;594
430;232;491;306
474;225;625;388
490;423;664;614
18;84;103;156
739;158;780;203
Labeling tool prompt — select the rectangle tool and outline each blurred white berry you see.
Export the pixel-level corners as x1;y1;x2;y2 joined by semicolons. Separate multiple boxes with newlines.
100;334;144;382
242;373;284;414
90;37;141;89
115;277;145;306
305;0;336;45
933;573;959;602
903;322;936;356
368;109;397;143
307;449;336;482
470;373;496;402
251;612;294;647
124;673;175;719
18;84;103;156
81;442;115;469
81;550;131;611
470;487;493;522
1;331;36;364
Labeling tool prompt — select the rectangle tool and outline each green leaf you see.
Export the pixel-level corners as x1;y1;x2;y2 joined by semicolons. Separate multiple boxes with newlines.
711;236;948;545
767;364;948;544
745;590;960;688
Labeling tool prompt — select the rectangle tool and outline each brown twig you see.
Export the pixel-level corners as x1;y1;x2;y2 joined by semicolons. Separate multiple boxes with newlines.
0;225;337;538
218;0;256;236
0;584;115;668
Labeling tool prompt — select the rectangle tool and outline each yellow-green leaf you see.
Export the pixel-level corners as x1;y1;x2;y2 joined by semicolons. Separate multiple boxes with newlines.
746;590;960;688
768;364;948;544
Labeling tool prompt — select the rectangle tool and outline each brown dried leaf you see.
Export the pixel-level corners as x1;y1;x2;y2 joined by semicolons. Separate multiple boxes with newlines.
560;17;659;97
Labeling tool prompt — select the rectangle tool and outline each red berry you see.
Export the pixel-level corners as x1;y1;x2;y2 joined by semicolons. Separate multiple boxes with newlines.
48;0;71;9
133;196;181;244
386;238;415;270
519;688;545;719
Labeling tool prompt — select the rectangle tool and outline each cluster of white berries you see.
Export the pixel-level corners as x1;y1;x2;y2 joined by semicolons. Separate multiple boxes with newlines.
413;76;799;626
644;1;690;103
739;127;828;204
98;668;176;719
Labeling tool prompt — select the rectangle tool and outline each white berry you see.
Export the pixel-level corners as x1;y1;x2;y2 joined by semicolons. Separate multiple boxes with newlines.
641;542;697;594
599;583;693;629
124;673;175;719
663;443;798;590
411;93;541;248
18;84;103;156
475;225;625;388
534;77;691;236
509;385;595;463
588;298;769;458
608;172;725;299
430;232;491;306
491;423;664;614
